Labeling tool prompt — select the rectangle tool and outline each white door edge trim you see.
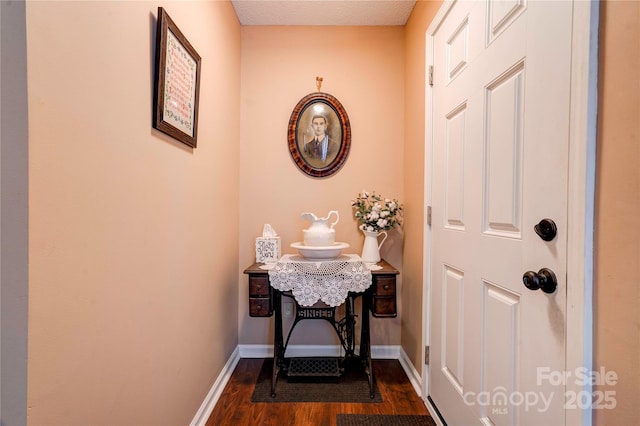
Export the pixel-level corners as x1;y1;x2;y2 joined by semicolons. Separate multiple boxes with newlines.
420;2;599;426
564;1;599;425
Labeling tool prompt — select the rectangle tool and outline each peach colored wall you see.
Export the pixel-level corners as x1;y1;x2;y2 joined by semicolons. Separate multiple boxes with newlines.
238;26;405;346
402;0;442;371
25;2;240;425
594;1;640;424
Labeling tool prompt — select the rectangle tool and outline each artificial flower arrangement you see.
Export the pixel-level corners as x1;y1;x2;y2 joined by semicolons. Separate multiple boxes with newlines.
351;190;404;233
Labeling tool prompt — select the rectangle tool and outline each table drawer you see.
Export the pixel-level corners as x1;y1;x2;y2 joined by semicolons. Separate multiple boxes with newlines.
372;297;397;317
249;298;272;317
249;276;270;296
374;277;396;296
248;274;273;317
371;275;397;318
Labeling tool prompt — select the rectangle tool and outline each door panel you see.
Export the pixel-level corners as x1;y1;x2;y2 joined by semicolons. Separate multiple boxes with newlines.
482;281;520;425
442;264;464;392
445;104;467;230
484;62;524;237
429;1;572;424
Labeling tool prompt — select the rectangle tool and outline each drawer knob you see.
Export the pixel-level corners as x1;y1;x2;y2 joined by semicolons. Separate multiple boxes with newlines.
383;284;390;290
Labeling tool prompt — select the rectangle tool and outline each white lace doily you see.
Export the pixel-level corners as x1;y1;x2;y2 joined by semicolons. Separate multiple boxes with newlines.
268;254;373;307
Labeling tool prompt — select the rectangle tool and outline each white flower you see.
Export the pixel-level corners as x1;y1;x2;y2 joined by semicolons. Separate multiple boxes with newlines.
351;190;403;232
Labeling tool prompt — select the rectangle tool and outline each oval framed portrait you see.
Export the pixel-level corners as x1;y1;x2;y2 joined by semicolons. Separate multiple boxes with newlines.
287;92;351;178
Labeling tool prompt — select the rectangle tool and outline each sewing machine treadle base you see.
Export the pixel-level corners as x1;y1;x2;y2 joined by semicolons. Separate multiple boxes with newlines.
286;357;342;382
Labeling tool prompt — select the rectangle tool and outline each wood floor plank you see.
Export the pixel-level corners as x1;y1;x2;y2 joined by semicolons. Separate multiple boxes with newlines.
206;359;432;426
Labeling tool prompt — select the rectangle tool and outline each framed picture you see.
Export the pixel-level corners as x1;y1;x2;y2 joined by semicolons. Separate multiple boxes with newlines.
287;92;351;178
153;7;201;148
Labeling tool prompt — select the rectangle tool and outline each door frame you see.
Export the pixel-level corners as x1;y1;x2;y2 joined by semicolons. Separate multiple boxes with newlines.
421;1;600;425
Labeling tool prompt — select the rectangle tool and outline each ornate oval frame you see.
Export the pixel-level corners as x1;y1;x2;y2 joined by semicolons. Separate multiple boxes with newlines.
287;92;351;178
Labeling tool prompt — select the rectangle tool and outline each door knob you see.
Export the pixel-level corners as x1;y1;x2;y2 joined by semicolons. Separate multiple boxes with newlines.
534;219;557;241
522;268;558;294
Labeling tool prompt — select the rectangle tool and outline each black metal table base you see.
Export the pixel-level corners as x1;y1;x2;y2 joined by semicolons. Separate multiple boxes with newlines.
271;291;374;398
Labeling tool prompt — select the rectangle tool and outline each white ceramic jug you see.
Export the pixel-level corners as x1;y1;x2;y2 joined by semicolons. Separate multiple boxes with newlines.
301;211;339;246
360;229;388;263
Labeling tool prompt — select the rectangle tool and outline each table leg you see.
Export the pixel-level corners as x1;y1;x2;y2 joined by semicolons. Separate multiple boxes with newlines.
271;290;283;397
344;295;356;357
360;290;374;398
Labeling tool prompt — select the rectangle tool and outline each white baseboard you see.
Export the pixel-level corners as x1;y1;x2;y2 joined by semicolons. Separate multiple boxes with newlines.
238;344;402;359
398;347;423;398
191;344;424;425
237;344;273;358
189;346;240;426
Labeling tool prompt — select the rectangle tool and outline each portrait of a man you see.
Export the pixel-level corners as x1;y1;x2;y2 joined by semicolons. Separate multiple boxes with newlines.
298;102;342;169
288;92;351;178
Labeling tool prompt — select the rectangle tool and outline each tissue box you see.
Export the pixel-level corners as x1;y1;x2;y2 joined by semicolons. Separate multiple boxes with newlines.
255;237;281;263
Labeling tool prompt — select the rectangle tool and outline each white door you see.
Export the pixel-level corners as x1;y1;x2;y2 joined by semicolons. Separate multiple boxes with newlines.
428;1;573;424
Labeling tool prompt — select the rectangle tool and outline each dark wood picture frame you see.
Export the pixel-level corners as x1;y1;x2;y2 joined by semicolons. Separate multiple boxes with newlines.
288;92;351;178
153;7;201;148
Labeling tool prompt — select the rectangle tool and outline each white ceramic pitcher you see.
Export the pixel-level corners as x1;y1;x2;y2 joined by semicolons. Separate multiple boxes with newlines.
360;229;388;263
301;211;339;246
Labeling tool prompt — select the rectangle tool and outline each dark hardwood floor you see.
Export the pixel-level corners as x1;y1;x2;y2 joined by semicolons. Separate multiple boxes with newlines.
206;358;433;426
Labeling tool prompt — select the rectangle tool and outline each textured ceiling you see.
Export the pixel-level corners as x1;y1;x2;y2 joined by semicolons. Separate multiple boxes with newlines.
231;0;417;26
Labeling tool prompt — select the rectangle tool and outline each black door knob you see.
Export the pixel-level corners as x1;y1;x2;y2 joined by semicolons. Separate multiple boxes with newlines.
534;219;557;241
522;268;557;294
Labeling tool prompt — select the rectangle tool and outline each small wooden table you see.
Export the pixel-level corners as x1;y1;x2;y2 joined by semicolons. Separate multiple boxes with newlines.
244;259;399;398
